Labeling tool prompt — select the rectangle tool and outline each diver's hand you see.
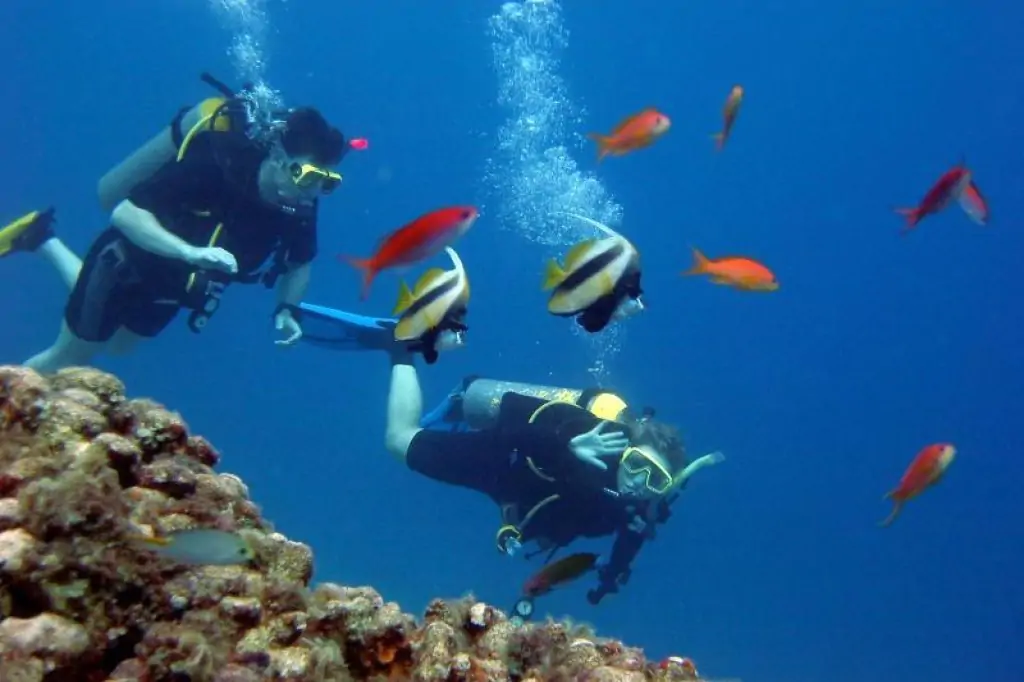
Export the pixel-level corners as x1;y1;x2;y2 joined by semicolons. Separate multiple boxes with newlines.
274;309;303;346
184;245;238;274
569;421;630;470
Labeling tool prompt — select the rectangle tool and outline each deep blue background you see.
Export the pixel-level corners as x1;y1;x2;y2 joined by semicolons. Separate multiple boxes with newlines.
2;2;1021;681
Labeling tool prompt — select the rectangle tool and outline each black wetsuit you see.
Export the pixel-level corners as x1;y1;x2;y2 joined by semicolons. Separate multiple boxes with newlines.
407;391;672;603
65;133;319;342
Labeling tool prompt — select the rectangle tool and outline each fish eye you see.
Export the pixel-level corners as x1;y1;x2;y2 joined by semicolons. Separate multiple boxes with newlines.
461;210;473;219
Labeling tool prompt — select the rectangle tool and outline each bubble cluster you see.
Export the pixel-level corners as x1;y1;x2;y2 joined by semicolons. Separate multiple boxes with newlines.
210;0;284;135
482;0;626;380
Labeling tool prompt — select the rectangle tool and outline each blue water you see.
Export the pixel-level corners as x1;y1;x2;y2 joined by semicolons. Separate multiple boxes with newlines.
2;2;1021;681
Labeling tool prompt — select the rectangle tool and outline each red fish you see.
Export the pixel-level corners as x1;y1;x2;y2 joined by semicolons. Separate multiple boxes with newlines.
340;206;478;299
879;443;956;527
349;138;369;151
522;552;599;597
895;164;972;232
958;180;989;225
712;85;744;151
587;108;671;162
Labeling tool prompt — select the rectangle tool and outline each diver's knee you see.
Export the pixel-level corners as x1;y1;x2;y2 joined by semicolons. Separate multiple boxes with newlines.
108;328;142;356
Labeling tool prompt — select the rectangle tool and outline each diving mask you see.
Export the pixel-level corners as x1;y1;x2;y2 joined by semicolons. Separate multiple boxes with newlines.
620;445;675;495
289;162;342;194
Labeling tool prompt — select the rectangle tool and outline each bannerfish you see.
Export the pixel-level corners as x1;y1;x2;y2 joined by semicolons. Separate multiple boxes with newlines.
543;212;645;333
341;206;478;299
393;246;470;364
523;552;600;598
129;528;256;566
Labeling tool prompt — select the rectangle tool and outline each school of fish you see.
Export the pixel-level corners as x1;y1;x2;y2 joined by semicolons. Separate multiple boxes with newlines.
332;85;976;539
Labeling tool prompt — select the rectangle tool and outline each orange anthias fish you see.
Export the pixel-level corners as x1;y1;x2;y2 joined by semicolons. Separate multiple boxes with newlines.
713;85;744;151
682;247;778;291
587;108;671;162
894;164;972;232
879;443;956;527
340;206;478;299
522;552;599;598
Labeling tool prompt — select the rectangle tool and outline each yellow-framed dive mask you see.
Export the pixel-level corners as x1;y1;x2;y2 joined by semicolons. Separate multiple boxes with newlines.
619;445;676;495
289;162;342;194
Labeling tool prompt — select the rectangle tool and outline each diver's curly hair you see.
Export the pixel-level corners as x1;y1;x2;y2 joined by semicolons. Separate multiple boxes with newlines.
626;417;687;472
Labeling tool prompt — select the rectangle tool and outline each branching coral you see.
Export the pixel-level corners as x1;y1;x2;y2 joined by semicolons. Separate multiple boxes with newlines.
0;366;701;682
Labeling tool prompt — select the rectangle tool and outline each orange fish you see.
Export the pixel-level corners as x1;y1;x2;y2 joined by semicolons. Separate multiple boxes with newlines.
587;108;671;162
682;247;778;291
879;443;956;527
713;85;744;151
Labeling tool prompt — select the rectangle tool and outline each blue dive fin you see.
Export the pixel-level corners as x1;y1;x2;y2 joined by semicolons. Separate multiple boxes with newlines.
298;303;398;351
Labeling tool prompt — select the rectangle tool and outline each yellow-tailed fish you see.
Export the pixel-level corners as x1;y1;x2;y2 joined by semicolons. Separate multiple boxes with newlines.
543;212;644;333
392;246;470;364
129;528;255;566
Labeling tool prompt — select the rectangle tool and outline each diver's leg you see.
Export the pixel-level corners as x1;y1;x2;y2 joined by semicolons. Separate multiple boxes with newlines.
38;238;83;290
385;350;425;463
107;328;143;356
24;320;103;373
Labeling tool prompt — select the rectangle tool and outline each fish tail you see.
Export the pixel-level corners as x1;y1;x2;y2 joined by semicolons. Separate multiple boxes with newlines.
894;207;920;232
877;491;902;527
587;132;609;162
338;254;377;300
682;246;709;276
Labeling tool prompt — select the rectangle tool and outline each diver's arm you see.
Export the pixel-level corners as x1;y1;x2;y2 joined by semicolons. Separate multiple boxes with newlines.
587;525;646;605
276;262;311;306
111;200;196;263
385;351;424;464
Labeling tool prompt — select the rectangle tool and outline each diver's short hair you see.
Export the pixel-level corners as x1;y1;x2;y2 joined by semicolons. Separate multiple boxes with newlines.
280;107;346;167
627;417;686;472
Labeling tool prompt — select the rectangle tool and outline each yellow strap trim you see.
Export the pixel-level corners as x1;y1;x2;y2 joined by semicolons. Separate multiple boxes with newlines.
185;223;223;292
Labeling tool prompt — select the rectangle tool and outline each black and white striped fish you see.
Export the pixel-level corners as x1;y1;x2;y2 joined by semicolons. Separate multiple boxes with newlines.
542;213;644;333
392;247;470;362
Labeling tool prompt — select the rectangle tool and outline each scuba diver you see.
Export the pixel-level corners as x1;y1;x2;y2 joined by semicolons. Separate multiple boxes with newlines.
296;303;725;606
0;73;355;373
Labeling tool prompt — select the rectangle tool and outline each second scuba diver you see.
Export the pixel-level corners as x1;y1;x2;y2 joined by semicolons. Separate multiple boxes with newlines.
293;287;725;605
0;74;353;373
358;326;724;604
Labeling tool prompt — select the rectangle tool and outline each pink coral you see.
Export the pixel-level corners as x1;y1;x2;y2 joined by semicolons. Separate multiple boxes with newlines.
0;365;698;681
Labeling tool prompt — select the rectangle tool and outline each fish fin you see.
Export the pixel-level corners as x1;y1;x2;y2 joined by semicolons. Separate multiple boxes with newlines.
878;498;903;528
555;212;624;240
543;260;566;291
392;281;415;315
125;533;172;547
563;239;597;269
682;246;710;276
712;132;725;151
339;254;377;300
413;268;447;296
586;132;609;162
893;207;920;232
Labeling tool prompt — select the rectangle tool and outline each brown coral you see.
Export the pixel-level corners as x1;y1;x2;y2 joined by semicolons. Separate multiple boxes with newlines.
0;365;697;682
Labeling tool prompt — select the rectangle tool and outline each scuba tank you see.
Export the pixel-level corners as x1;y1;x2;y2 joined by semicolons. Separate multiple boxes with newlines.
460;377;632;430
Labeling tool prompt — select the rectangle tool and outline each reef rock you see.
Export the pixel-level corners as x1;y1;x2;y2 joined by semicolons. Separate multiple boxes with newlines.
0;365;699;682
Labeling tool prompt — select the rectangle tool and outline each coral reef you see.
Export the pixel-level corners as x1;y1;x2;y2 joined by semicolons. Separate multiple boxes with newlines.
0;365;699;682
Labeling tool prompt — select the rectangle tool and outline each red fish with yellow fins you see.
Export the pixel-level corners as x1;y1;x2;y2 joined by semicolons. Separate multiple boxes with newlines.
340;206;478;299
587;108;671;162
879;443;956;527
712;85;744;151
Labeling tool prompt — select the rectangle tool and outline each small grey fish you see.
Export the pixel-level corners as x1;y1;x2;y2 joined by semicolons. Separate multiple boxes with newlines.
130;528;255;566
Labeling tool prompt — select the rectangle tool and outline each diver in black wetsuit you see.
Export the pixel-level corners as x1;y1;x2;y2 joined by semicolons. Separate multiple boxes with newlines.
382;348;725;605
1;75;352;373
